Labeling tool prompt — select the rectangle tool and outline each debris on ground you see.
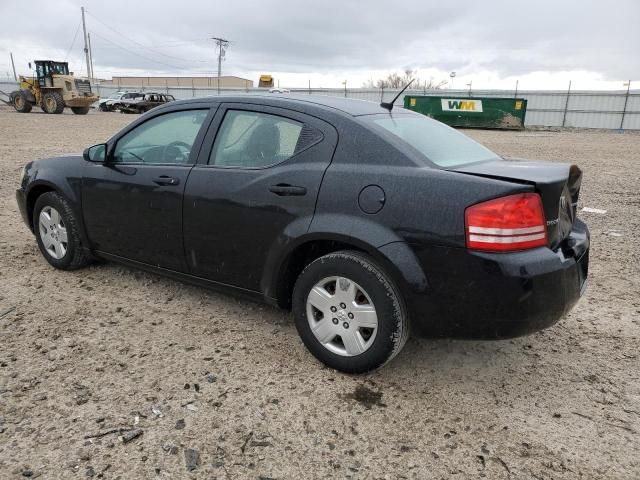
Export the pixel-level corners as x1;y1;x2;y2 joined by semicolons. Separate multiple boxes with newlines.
582;207;607;214
184;448;200;471
84;427;132;440
0;306;16;319
119;429;143;444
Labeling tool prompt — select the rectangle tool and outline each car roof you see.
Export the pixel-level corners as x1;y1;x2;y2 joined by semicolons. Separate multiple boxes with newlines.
163;94;412;117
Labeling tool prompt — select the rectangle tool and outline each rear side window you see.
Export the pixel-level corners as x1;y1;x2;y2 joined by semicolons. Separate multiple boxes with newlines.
365;114;499;167
209;110;303;168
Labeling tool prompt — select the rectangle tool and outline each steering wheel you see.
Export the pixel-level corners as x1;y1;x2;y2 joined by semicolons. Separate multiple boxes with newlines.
162;141;191;163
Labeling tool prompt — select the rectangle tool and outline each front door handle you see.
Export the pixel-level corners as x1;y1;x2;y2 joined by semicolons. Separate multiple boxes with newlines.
153;175;180;186
269;184;307;196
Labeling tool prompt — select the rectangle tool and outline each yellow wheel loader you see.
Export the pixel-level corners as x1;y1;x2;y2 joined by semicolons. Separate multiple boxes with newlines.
10;60;98;115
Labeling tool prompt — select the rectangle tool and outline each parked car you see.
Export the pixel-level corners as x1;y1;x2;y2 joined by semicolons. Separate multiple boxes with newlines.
16;95;589;373
97;91;143;112
115;92;175;114
269;88;291;93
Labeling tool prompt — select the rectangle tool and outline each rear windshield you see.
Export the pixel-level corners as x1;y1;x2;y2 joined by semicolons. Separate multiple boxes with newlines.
364;114;499;167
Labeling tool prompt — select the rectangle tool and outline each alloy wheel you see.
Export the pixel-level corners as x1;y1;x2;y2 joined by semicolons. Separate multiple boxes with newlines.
38;206;68;259
306;276;378;356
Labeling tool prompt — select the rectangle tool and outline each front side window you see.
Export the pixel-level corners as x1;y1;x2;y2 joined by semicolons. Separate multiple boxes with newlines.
113;109;208;164
209;110;303;168
364;114;499;167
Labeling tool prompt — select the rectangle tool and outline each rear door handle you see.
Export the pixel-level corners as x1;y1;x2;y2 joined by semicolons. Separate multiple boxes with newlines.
269;184;307;196
153;175;180;186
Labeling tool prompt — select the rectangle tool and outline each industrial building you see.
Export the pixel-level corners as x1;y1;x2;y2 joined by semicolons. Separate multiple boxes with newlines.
98;75;254;89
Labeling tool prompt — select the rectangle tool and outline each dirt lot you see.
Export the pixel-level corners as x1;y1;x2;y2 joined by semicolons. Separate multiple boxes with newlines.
0;107;638;479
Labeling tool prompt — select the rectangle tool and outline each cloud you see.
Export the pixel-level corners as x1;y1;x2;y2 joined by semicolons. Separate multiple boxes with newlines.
0;0;637;88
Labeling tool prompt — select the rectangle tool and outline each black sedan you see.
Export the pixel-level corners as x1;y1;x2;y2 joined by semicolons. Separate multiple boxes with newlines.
16;95;590;373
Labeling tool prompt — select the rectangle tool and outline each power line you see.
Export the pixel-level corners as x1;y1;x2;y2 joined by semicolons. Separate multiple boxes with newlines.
89;30;193;71
92;41;208;50
85;10;209;63
64;21;82;61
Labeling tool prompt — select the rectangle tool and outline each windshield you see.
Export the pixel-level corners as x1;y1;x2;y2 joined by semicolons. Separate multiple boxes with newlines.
364;114;499;167
109;93;122;99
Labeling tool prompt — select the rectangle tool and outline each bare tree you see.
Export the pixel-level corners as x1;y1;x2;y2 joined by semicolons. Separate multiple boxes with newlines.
363;70;447;89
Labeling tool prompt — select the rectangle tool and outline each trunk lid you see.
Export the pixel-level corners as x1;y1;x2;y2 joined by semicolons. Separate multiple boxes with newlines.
451;158;582;249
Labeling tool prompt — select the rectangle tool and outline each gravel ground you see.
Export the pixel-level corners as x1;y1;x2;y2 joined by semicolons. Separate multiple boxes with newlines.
0;107;639;479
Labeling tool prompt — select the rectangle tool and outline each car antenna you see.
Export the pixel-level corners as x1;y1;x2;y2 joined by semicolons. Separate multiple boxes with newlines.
380;79;415;112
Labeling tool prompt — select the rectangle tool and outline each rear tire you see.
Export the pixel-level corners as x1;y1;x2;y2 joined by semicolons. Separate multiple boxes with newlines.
71;107;90;115
33;192;92;270
12;91;33;113
41;91;65;114
292;251;409;373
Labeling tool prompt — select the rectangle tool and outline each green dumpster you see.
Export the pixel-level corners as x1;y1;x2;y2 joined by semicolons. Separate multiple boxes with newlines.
404;95;527;130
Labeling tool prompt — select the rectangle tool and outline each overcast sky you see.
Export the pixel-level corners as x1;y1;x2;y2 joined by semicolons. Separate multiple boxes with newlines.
0;0;638;90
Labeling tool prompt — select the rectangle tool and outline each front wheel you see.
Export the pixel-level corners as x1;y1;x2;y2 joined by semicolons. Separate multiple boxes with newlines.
292;251;409;373
41;91;65;114
33;192;93;270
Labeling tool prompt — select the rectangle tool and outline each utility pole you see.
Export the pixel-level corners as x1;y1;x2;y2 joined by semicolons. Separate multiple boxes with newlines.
514;79;519;99
620;80;631;130
562;80;572;128
87;32;95;84
211;37;229;95
10;52;17;82
81;7;92;84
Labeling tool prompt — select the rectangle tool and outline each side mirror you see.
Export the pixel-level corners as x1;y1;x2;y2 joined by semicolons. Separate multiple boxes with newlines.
83;143;107;163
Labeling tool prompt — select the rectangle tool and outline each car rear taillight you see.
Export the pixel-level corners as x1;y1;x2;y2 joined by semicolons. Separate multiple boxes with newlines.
465;193;548;252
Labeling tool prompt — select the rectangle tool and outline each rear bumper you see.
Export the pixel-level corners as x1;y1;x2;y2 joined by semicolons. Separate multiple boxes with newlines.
405;219;589;339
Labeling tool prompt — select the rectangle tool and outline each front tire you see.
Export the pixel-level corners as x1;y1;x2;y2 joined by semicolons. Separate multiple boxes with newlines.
292;251;409;373
71;107;90;115
33;192;92;270
41;91;65;114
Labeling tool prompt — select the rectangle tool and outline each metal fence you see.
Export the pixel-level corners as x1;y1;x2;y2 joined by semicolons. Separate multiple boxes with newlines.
1;80;638;130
